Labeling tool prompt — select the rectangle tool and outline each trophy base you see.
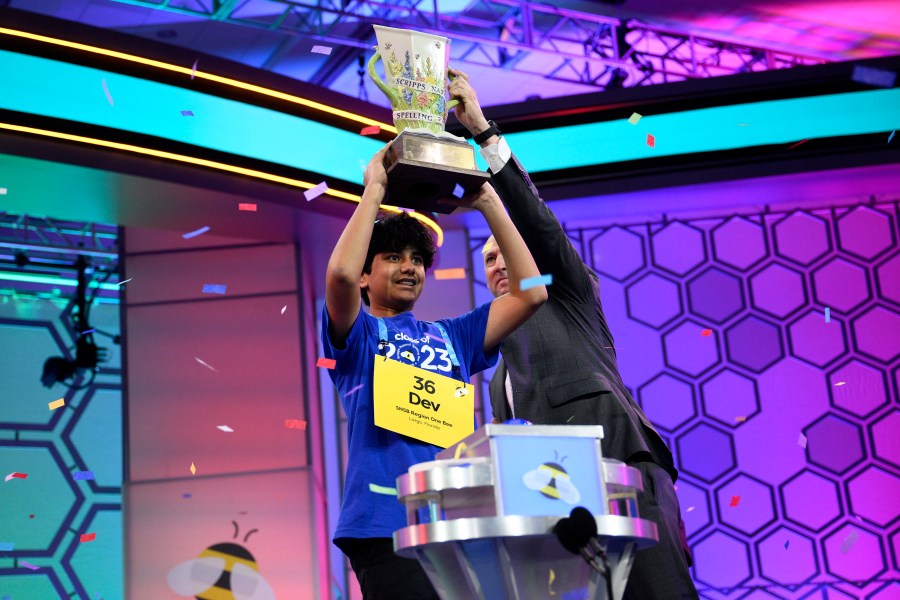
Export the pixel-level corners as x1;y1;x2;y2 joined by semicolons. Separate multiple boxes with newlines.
385;131;491;214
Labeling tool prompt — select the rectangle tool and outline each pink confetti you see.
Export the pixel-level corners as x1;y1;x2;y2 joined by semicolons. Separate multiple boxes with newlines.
646;133;655;148
304;182;329;201
238;203;257;211
701;329;713;337
360;125;381;136
285;419;307;430
20;561;40;570
5;472;28;482
80;533;96;543
729;495;740;507
101;78;114;106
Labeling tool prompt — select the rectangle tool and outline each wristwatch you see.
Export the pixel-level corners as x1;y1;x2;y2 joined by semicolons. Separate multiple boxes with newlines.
473;120;501;144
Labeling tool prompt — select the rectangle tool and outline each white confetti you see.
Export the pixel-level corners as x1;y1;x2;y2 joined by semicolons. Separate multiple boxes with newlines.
194;357;218;372
303;181;329;201
311;45;333;55
281;305;287;315
217;425;234;433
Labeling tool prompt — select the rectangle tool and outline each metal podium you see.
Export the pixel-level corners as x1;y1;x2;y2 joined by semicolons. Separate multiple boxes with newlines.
393;424;658;600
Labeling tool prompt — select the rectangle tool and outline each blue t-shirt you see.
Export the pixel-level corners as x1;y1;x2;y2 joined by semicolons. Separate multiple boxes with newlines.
321;303;498;540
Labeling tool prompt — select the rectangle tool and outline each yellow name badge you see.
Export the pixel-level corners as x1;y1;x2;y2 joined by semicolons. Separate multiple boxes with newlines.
373;355;474;448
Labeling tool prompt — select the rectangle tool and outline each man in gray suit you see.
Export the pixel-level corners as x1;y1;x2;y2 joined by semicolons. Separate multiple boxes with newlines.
449;69;699;599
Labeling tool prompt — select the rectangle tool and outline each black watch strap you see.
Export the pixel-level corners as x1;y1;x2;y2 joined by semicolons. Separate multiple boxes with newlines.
473;120;501;144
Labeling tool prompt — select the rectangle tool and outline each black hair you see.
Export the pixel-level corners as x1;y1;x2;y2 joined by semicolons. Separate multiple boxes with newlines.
361;213;436;306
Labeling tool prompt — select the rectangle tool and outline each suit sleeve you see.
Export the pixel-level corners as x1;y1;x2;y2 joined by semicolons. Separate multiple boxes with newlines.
490;153;594;304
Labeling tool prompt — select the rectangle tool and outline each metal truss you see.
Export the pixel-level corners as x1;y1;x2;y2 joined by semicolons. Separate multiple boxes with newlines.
0;213;119;274
111;0;827;90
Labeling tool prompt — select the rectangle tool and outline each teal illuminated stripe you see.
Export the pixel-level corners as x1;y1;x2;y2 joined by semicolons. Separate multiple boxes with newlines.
2;50;898;178
0;271;120;291
500;87;900;172
0;50;382;185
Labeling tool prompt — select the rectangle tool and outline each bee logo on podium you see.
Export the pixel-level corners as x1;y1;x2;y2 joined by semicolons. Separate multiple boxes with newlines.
523;452;582;505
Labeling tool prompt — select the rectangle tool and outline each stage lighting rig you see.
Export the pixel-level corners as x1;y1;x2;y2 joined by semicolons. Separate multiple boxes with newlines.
40;255;109;389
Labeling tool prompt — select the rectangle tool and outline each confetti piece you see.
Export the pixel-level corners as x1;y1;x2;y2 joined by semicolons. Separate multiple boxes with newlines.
548;568;557;596
5;472;27;482
72;471;95;481
0;542;14;551
181;110;194;117
729;495;740;507
345;384;365;396
49;398;65;411
182;225;210;239
890;130;896;144
182;493;192;498
851;64;896;88
434;268;467;280
452;183;465;198
79;533;96;543
117;278;132;286
787;139;809;150
202;283;227;295
303;181;329;201
316;357;337;370
281;305;287;314
0;188;7;195
190;462;197;475
425;332;446;343
784;539;790;550
735;416;747;423
360;125;381;136
238;203;257;211
20;561;40;570
368;483;397;496
628;112;642;125
191;58;199;80
520;273;553;290
194;357;218;372
840;531;858;553
101;78;114;106
217;425;234;433
825;307;831;323
798;433;808;449
646;133;655;148
285;419;307;430
686;506;695;512
835;381;846;386
311;45;333;55
701;329;713;337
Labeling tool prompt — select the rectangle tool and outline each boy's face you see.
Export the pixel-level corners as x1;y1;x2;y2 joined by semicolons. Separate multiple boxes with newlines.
361;247;425;312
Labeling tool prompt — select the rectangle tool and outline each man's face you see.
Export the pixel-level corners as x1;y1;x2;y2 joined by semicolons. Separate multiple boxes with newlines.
361;247;425;311
483;237;508;297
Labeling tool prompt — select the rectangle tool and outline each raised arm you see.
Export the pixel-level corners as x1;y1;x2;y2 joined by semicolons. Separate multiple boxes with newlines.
324;143;389;346
465;183;548;351
449;68;592;302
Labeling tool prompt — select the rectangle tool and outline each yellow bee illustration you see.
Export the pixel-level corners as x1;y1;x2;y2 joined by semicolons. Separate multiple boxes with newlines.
523;453;581;505
168;521;275;600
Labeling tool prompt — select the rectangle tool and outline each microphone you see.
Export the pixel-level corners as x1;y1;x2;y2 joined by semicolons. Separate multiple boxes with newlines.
554;507;609;578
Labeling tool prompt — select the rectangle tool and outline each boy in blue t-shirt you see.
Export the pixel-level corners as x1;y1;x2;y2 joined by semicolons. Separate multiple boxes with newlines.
322;141;547;599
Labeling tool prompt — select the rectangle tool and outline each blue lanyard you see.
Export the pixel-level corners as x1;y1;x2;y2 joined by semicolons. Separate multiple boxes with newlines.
376;318;462;377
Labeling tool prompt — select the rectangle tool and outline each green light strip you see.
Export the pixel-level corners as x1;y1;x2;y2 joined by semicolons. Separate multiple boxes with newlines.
0;271;120;291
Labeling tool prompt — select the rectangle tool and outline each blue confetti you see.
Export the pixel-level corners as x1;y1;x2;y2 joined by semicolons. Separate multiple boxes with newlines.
0;542;14;551
851;65;896;88
201;284;227;295
784;539;790;549
825;307;831;323
452;183;465;198
182;226;210;239
73;470;95;480
520;273;553;290
182;493;192;499
181;110;194;116
890;130;896;144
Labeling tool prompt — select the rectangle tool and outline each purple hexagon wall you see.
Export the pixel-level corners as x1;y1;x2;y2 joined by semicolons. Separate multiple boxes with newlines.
472;203;900;598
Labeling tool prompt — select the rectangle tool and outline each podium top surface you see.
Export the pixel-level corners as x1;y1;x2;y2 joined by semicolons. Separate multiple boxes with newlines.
436;423;604;460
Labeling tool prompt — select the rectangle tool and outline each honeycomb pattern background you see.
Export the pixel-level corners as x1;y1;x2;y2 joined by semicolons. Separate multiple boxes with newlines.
0;294;122;599
472;202;900;598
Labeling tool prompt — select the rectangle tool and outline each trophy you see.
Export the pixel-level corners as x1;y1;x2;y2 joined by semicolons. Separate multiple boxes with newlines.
368;25;490;214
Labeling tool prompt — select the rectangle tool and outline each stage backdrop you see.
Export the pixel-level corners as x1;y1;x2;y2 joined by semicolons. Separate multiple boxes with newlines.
0;289;123;599
470;201;900;599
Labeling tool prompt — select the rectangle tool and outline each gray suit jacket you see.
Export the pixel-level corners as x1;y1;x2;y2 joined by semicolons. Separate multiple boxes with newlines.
488;153;677;480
